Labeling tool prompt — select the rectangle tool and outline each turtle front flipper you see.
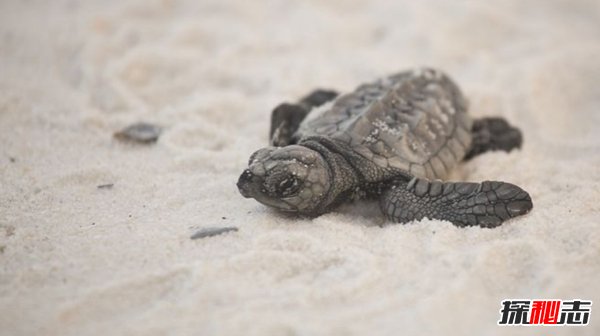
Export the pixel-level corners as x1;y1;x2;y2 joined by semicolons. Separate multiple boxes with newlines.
270;89;338;146
464;117;523;160
380;177;532;228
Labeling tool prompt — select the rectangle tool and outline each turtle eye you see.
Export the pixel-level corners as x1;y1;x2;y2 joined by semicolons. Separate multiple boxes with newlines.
277;175;302;197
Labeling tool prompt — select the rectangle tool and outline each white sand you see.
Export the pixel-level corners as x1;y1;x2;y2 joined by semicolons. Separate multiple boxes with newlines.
1;0;599;335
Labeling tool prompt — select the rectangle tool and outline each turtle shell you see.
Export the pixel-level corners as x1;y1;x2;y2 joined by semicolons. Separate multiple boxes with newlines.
296;68;472;180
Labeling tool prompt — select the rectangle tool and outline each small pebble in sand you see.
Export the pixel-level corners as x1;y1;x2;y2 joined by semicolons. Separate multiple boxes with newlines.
97;183;114;189
114;122;162;144
190;227;238;240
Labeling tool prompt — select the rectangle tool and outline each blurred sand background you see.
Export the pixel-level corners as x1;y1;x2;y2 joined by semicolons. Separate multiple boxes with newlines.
1;0;599;335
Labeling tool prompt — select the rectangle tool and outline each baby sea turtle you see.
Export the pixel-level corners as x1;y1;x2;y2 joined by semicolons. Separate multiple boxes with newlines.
237;68;532;227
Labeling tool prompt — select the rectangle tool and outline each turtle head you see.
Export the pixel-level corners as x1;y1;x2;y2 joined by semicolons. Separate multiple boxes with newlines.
237;145;331;214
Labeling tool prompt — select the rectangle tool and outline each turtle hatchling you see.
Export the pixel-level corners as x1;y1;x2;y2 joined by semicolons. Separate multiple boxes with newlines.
237;68;532;227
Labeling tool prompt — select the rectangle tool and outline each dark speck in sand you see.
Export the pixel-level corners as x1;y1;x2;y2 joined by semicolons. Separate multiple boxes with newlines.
97;183;114;189
114;122;162;144
3;225;15;237
191;227;238;240
9;157;16;163
222;216;227;220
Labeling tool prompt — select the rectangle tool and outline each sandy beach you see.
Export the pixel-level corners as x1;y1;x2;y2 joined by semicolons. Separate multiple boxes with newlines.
1;0;599;335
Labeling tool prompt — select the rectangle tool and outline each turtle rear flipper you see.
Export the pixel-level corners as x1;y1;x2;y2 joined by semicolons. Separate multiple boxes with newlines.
380;178;532;228
464;117;523;161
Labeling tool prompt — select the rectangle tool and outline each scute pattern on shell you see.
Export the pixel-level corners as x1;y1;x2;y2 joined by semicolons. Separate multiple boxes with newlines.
296;68;472;180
